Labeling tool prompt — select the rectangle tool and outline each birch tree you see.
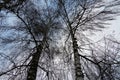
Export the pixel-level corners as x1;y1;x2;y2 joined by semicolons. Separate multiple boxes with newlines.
56;0;120;80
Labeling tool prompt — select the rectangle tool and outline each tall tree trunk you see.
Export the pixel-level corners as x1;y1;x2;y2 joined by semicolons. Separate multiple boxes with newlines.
27;38;46;80
27;45;43;80
71;31;84;80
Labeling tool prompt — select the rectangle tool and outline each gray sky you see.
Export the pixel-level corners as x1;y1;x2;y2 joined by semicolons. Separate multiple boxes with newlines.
90;16;120;42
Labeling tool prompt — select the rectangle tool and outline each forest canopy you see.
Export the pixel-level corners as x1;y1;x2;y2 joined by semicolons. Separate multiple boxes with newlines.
0;0;120;80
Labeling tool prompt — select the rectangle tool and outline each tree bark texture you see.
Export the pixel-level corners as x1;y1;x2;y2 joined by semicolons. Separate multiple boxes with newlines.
27;38;46;80
71;32;84;80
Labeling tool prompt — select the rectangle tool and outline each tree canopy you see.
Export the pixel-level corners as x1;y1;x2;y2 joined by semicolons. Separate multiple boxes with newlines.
0;0;120;80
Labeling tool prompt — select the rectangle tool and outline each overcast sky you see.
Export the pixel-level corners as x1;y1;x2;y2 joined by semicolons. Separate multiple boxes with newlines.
89;16;120;42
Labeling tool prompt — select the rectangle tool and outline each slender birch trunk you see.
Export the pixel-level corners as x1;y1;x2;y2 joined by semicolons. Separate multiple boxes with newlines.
71;31;84;80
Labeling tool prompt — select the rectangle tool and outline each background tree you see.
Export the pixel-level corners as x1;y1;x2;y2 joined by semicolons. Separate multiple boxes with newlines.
81;36;120;80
